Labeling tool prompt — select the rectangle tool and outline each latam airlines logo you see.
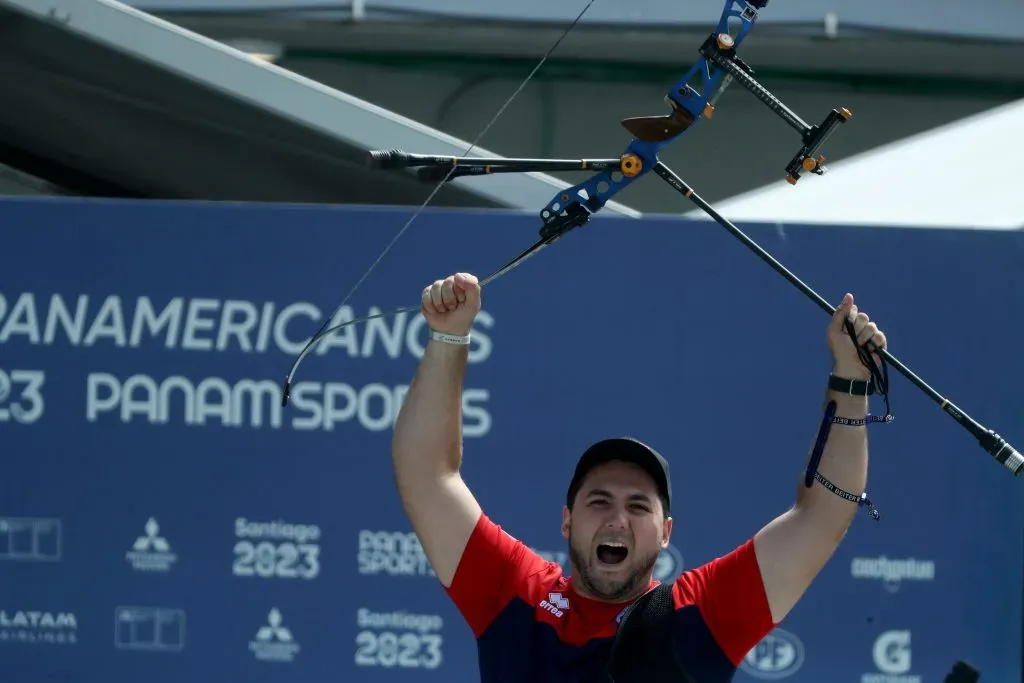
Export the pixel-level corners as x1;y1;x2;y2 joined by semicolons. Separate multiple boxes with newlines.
739;628;805;680
0;610;78;645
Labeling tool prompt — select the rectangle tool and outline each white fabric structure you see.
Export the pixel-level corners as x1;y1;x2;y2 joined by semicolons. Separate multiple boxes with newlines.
689;98;1024;231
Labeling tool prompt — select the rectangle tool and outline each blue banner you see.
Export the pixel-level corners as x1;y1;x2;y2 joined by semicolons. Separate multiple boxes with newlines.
1;196;1021;683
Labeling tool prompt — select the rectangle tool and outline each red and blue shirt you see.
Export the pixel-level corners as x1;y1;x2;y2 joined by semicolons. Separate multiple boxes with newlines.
445;514;774;683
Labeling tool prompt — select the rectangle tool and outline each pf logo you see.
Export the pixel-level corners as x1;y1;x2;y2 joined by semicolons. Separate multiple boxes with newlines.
873;630;911;674
739;628;805;680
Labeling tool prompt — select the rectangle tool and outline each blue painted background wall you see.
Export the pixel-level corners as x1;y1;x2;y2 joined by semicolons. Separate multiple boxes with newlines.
1;197;1022;682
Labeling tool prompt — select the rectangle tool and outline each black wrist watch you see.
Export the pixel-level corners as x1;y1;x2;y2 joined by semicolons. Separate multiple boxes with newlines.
828;374;875;396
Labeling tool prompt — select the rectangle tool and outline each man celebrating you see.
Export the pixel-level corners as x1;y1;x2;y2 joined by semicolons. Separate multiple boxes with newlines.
392;272;886;683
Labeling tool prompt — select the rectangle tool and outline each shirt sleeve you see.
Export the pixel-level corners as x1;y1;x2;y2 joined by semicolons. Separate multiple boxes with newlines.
673;538;775;666
444;513;553;637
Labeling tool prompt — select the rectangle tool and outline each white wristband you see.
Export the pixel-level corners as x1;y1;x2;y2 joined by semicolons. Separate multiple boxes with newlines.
429;329;471;346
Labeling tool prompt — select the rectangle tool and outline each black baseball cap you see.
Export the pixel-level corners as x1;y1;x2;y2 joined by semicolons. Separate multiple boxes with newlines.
566;437;672;514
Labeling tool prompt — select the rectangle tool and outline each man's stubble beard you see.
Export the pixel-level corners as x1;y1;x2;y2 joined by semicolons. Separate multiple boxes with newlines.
567;524;660;602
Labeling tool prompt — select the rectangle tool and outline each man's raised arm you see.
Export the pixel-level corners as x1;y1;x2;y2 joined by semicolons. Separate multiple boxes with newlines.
752;293;887;623
391;272;484;588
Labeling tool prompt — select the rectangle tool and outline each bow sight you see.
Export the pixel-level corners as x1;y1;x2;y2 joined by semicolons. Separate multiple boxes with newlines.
323;0;1024;479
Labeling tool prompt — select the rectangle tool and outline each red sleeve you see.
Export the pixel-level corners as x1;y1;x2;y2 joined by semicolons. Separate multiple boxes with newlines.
673;538;774;666
444;513;552;637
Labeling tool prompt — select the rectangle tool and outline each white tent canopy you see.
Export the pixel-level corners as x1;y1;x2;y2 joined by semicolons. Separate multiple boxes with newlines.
689;98;1024;231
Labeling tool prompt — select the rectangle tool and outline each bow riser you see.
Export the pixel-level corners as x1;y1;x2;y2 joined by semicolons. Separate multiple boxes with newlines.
536;0;761;237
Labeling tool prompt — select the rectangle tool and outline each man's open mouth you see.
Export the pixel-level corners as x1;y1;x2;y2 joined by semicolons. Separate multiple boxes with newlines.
596;541;629;565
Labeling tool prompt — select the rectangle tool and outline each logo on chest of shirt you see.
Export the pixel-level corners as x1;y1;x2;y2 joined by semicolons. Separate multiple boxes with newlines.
539;592;570;618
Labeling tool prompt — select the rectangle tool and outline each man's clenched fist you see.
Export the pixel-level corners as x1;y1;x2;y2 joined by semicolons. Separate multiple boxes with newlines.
421;272;481;337
827;292;887;380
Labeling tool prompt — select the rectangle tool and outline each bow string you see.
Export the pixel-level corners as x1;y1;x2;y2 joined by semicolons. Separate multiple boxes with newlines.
281;0;598;405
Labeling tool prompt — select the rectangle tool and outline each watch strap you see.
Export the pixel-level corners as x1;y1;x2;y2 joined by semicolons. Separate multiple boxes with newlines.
828;374;875;396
